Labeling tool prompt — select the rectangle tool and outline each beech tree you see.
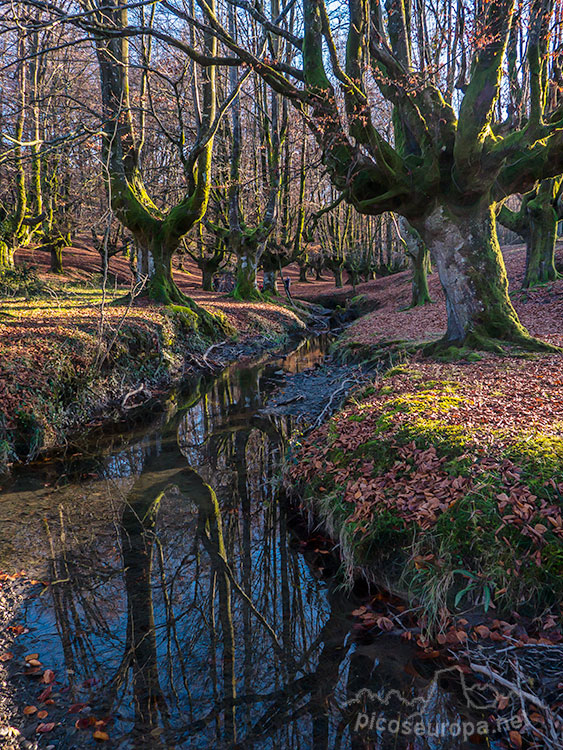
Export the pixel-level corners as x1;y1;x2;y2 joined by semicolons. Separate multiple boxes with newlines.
399;218;432;307
82;0;235;332
202;0;563;349
498;179;562;288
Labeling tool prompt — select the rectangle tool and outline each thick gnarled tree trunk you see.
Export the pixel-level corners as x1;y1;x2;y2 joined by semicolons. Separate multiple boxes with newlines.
417;202;533;349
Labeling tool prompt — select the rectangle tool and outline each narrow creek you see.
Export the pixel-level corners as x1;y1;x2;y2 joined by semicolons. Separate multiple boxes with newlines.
0;336;496;749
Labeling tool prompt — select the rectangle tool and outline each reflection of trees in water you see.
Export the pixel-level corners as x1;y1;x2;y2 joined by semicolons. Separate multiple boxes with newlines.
37;362;472;749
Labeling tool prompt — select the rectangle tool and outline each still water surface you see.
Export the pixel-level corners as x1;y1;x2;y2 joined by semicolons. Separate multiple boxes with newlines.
0;338;488;749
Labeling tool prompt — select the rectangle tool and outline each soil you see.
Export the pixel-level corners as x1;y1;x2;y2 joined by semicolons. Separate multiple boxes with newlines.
262;356;368;423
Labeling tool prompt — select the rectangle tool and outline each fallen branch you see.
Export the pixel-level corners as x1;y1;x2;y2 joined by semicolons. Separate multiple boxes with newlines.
276;394;305;406
311;371;368;429
121;383;151;409
202;341;226;370
468;662;550;713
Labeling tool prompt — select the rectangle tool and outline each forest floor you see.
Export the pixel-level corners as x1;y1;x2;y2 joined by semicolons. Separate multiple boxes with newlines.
281;244;563;748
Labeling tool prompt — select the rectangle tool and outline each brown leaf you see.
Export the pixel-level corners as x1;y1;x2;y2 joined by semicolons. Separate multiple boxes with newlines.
509;730;522;749
376;616;394;631
75;716;97;730
37;686;52;702
36;723;55;733
25;654;39;661
496;695;509;710
37;711;48;719
41;669;55;684
351;607;367;617
23;706;37;715
474;625;490;639
93;730;109;741
68;703;88;714
0;652;14;662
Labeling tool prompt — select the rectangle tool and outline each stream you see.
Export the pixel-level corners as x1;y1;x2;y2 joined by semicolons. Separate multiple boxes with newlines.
0;336;497;749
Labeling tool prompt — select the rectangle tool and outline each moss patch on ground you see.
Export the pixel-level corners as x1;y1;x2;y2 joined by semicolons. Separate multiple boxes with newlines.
287;354;563;629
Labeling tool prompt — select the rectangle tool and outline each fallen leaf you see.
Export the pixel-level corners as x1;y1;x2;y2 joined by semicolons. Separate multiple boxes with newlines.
474;625;490;639
23;706;38;715
509;730;522;749
75;716;97;730
376;616;394;631
37;686;52;702
0;652;14;661
68;703;88;714
36;723;55;733
37;711;48;719
41;669;55;684
93;730;109;741
25;654;39;661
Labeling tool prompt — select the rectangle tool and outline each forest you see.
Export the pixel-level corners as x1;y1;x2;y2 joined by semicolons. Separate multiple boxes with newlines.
0;0;562;748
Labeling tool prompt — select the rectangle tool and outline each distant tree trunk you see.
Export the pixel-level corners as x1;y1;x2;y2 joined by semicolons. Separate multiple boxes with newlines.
201;265;215;292
399;218;432;307
333;266;343;288
50;238;64;274
524;182;560;287
0;242;14;270
234;247;260;298
0;33;27;270
498;179;560;289
263;269;278;293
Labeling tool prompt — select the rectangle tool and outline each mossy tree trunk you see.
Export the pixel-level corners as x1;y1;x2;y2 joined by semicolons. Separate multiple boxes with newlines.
201;265;215;292
332;264;343;288
399;218;432;307
524;181;560;287
262;269;279;293
416;201;538;349
0;242;14;270
0;32;28;270
50;238;64;274
234;245;261;298
499;179;561;288
93;0;226;334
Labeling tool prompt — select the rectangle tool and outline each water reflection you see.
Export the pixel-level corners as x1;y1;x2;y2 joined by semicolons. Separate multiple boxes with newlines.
2;338;488;749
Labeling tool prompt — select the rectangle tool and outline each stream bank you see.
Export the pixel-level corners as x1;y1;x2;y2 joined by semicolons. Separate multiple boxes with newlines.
284;350;563;748
0;289;330;476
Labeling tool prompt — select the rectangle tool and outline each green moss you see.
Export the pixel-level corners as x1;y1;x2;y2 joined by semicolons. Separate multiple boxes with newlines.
384;365;422;379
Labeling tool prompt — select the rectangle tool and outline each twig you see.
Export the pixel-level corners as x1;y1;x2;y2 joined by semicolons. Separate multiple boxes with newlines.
202;341;226;370
468;662;551;712
121;383;150;409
